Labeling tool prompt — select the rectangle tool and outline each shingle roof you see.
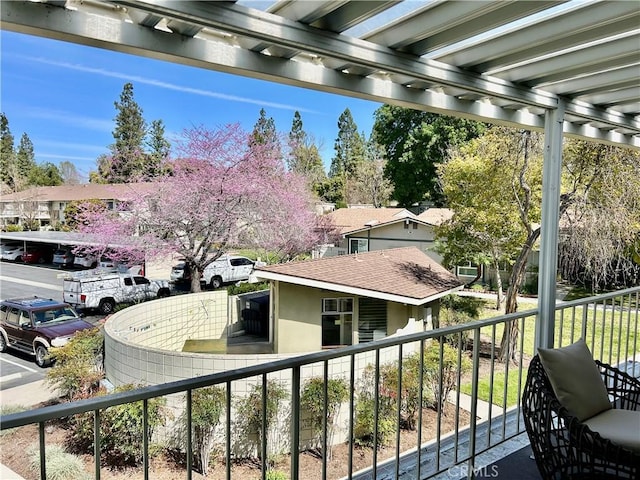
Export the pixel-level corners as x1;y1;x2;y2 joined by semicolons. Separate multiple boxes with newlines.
326;208;416;235
0;183;159;202
256;247;463;305
325;207;454;235
416;208;454;226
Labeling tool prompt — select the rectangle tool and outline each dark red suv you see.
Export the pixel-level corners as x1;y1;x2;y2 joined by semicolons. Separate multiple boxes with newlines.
0;297;95;367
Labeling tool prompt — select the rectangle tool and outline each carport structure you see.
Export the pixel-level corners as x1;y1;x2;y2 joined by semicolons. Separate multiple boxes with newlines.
1;3;639;478
3;0;638;350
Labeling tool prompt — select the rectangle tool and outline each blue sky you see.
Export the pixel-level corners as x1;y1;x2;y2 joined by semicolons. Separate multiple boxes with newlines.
1;31;382;181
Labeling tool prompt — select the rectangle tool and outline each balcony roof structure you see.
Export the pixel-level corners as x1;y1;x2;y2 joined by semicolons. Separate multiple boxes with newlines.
1;0;639;149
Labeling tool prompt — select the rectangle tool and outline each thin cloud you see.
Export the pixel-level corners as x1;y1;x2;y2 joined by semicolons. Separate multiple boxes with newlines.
37;153;97;161
37;139;109;153
22;107;113;132
26;56;319;114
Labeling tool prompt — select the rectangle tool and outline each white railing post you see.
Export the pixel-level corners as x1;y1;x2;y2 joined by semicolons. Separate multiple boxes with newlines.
536;100;565;351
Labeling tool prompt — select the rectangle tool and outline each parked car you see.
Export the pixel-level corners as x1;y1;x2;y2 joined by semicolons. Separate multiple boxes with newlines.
170;261;195;284
0;296;95;367
0;243;25;261
73;251;98;269
22;245;54;264
53;247;75;268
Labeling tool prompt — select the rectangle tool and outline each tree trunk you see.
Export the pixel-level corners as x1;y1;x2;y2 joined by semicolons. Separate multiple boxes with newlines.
493;259;504;310
190;264;202;293
498;230;540;362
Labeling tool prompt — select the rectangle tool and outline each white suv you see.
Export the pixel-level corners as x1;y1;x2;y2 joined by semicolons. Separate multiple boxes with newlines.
73;252;99;269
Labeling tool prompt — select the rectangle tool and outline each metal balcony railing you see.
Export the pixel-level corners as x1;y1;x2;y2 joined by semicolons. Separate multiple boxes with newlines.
2;286;638;480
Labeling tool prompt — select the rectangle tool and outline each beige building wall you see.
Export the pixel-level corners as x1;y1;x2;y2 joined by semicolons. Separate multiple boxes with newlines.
274;282;325;353
344;221;443;263
274;281;426;354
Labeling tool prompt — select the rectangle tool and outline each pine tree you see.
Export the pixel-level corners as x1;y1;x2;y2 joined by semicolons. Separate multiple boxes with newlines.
0;113;16;189
287;111;326;185
104;83;148;183
16;133;36;179
330;108;364;178
250;108;281;160
146;119;171;177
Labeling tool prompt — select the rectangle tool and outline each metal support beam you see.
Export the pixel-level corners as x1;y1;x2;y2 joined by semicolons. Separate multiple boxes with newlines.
535;100;565;351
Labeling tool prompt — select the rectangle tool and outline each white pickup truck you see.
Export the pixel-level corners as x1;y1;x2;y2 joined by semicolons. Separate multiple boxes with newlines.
201;255;261;289
62;269;171;314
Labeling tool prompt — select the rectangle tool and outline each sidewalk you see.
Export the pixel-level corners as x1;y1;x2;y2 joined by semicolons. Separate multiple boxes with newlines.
1;379;60;480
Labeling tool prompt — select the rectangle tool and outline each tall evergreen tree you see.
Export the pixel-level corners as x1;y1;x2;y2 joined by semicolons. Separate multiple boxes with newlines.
287;111;305;172
98;82;147;183
16;133;36;179
287;111;326;185
0;113;16;189
249;108;282;164
329;108;364;178
146;119;171;177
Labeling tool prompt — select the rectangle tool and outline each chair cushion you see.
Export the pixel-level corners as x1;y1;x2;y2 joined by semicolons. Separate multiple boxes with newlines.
583;409;640;453
538;339;611;421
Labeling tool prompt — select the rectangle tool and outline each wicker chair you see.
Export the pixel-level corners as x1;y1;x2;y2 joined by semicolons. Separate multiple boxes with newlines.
522;355;640;479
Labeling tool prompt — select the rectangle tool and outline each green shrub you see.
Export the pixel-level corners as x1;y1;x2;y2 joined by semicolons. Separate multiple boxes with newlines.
190;386;225;476
28;444;91;480
353;365;396;448
266;470;288;480
236;380;289;463
353;397;395;448
227;281;269;296
4;224;23;232
47;327;104;400
300;376;349;458
68;384;167;467
423;343;471;412
0;405;27;437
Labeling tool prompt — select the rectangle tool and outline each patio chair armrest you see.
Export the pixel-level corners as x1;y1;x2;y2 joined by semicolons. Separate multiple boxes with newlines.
597;360;640;410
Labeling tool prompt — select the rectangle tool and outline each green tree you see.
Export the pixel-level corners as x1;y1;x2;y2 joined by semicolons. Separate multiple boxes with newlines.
97;83;147;183
28;162;63;186
287;110;326;187
145;119;171;177
372;105;486;207
329;109;365;205
438;128;635;361
330;108;364;179
15;133;36;180
250;108;282;160
0;112;15;189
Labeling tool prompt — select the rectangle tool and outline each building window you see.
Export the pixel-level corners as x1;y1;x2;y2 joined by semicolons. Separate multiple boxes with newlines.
322;297;353;347
456;262;480;277
349;238;368;254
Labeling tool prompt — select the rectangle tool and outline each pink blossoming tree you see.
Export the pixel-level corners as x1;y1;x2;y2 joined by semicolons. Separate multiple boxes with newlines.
78;123;337;292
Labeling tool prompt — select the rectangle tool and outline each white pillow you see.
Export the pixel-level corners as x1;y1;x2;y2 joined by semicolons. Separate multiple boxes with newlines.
538;339;611;421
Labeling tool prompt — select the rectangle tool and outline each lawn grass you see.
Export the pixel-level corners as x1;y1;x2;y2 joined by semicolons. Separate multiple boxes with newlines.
459;293;640;407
